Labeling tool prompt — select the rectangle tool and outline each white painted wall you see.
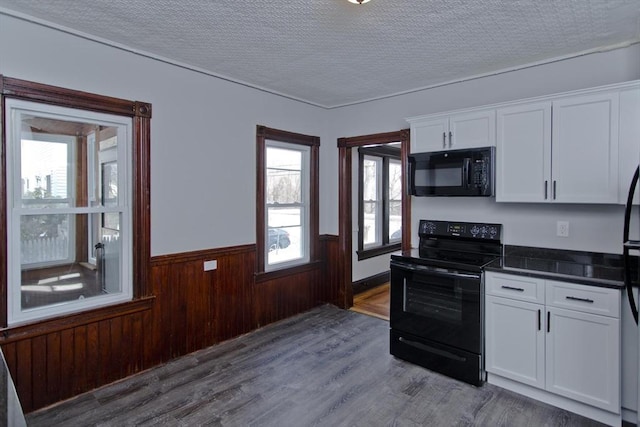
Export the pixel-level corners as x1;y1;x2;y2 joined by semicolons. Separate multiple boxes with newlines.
324;44;640;281
0;14;328;257
1;13;639;281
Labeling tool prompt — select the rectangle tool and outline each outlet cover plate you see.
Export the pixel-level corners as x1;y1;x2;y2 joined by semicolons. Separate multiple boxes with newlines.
557;221;569;237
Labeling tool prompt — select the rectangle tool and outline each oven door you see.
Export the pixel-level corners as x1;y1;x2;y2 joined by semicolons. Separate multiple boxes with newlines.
390;260;482;354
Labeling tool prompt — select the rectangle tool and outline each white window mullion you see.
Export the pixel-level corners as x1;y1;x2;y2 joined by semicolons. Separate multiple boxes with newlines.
375;157;383;245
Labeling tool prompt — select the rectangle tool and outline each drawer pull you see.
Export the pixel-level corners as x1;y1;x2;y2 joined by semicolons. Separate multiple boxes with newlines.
501;285;525;292
565;296;594;304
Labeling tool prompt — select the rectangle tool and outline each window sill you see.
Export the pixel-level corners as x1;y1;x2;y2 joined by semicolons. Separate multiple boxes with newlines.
255;260;323;283
0;296;155;343
357;243;401;261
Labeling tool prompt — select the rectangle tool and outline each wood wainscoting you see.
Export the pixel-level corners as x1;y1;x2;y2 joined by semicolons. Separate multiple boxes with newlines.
0;235;341;413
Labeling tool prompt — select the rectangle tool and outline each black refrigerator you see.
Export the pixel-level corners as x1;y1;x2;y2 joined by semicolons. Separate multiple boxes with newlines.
623;165;640;425
623;165;639;325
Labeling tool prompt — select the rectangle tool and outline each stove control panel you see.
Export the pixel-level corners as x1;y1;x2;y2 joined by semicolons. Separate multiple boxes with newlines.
419;220;501;241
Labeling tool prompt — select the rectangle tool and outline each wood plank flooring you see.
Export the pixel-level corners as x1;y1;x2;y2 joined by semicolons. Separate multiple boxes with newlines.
26;305;604;427
351;283;390;320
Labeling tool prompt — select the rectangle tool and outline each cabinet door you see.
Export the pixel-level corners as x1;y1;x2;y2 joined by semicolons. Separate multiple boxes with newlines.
449;110;496;150
496;102;552;202
485;295;545;388
546;307;620;412
411;117;448;152
619;87;640;205
552;92;619;203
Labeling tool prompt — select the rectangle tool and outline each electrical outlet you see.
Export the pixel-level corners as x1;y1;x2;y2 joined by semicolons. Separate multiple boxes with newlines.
556;221;569;237
203;260;217;271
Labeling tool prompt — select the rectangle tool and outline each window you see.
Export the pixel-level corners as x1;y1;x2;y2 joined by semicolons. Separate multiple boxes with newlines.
1;76;151;327
357;143;402;260
256;126;319;274
6;99;132;324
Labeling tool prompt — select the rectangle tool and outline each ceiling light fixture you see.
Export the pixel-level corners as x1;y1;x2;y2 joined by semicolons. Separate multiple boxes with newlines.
348;0;371;4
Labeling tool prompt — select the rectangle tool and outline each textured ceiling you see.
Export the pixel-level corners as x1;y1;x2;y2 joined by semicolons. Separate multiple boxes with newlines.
0;0;639;108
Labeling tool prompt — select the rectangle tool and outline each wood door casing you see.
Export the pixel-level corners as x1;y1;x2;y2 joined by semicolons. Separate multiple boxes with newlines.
337;129;410;309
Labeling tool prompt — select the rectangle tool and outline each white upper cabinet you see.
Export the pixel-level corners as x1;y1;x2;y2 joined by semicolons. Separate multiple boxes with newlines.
497;91;619;203
618;87;640;205
409;109;495;153
409;80;638;204
411;116;448;152
551;92;619;204
496;102;552;202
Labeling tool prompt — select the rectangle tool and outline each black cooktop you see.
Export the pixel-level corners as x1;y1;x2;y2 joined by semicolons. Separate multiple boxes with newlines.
391;220;504;273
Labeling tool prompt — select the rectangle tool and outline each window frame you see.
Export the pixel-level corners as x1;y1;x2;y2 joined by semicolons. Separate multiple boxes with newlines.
264;140;310;271
361;154;383;248
256;126;319;278
6;99;133;325
18;132;77;268
0;75;152;328
357;144;402;261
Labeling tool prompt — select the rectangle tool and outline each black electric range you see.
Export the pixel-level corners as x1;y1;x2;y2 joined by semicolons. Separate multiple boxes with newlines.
389;220;503;386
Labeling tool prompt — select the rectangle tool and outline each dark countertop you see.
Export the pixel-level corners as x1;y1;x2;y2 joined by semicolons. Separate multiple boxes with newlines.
484;245;637;289
0;349;27;426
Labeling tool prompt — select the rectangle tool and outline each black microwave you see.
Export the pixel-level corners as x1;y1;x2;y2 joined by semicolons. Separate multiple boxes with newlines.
408;146;495;197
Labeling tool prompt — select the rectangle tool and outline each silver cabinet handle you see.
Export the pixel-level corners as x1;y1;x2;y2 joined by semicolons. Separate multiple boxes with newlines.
449;131;453;148
442;132;446;149
544;181;548;200
553;180;557;200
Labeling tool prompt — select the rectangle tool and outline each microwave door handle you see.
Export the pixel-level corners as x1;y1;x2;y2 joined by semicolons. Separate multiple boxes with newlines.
462;158;471;188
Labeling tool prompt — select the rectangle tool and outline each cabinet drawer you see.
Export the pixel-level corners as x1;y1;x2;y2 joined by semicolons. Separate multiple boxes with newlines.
485;273;544;303
546;280;620;318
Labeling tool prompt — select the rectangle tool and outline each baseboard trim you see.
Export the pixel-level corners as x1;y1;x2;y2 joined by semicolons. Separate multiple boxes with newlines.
352;271;389;295
487;373;621;427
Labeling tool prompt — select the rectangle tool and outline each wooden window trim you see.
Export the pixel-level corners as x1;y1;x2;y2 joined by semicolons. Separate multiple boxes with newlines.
0;75;152;328
357;147;402;260
256;125;320;277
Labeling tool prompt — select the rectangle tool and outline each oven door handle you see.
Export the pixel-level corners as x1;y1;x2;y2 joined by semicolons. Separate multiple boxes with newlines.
391;261;481;280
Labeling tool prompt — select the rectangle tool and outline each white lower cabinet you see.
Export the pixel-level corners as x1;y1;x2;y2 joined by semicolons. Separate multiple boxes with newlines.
485;295;545;387
485;272;621;425
546;306;620;412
